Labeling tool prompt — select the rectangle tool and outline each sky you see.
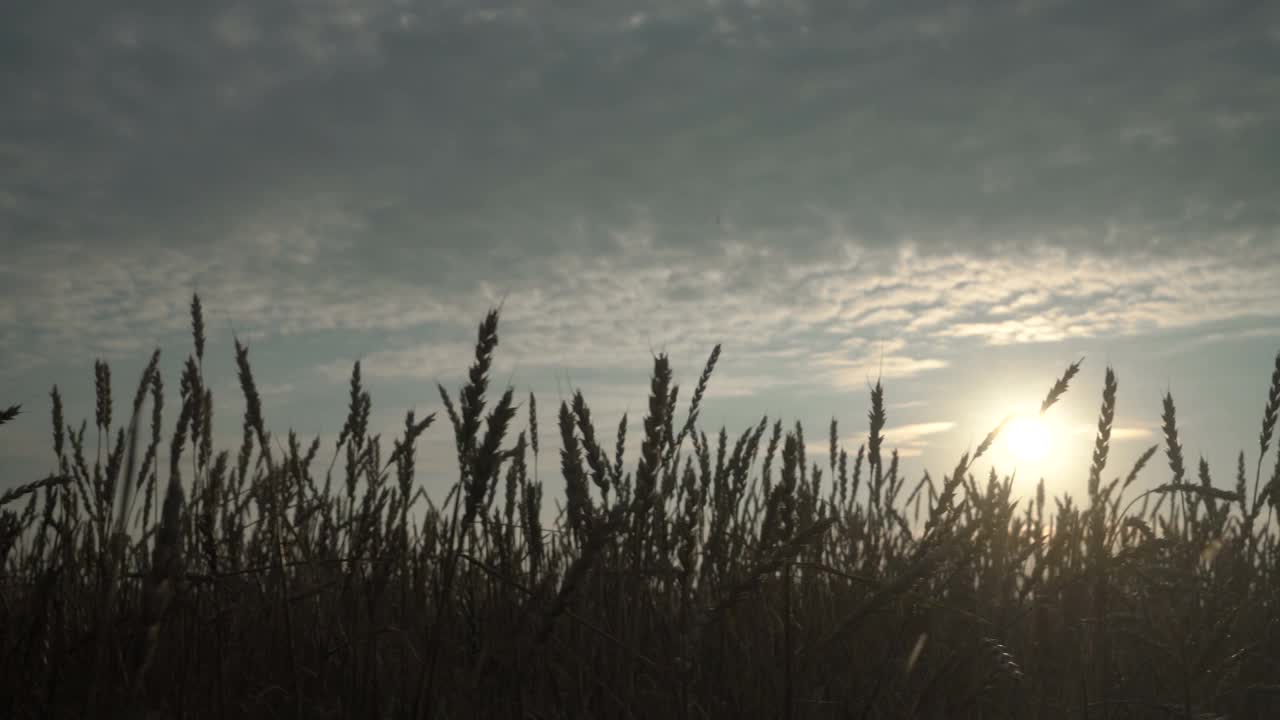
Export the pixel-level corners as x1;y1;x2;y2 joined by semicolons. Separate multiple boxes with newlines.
2;0;1280;511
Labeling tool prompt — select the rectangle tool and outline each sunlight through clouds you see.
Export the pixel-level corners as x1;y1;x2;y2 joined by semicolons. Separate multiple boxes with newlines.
4;5;1280;708
3;0;1279;497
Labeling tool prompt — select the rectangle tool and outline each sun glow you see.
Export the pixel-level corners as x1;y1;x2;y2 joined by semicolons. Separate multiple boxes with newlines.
1005;415;1052;464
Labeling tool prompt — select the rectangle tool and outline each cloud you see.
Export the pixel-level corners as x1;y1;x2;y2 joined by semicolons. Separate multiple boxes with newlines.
839;420;959;459
2;0;1279;389
889;400;928;410
1068;424;1156;442
8;3;1280;253
2;2;1279;506
1112;427;1156;441
820;356;951;388
1156;325;1280;356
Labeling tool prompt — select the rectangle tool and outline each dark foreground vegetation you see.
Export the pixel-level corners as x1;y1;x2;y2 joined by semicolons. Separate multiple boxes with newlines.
2;295;1280;719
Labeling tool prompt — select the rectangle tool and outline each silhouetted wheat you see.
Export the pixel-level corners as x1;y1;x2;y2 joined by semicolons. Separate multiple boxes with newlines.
1;295;1278;719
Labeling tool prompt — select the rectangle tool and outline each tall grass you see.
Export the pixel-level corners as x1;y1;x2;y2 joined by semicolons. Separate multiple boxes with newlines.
1;295;1279;719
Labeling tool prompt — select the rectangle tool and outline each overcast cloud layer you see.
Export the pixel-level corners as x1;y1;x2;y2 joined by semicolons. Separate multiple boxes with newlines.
3;0;1279;501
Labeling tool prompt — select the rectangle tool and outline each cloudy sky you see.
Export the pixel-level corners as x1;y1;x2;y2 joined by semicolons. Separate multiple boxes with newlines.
3;0;1279;508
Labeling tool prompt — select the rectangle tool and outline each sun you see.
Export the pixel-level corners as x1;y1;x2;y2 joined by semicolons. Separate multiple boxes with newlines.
1005;415;1052;464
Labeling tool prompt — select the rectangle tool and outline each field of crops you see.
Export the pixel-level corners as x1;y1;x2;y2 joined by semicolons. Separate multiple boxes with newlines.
2;295;1278;718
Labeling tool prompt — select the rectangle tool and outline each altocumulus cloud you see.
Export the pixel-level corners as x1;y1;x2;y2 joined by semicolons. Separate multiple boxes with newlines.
2;0;1280;486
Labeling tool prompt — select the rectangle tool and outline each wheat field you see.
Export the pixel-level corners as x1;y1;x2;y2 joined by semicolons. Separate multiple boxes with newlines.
1;294;1278;719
